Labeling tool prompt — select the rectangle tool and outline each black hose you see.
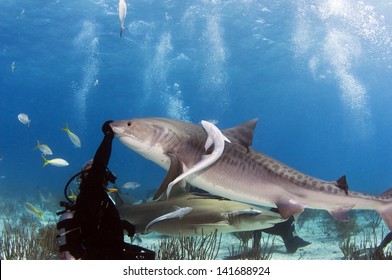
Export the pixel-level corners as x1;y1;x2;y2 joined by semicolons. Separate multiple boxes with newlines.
63;171;84;203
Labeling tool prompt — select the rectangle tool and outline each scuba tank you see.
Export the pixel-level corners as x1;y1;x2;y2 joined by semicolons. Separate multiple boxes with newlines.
56;171;85;260
57;206;83;260
57;163;156;260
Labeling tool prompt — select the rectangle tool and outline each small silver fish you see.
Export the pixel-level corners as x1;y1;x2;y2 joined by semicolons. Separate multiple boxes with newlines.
33;140;53;156
61;122;81;148
17;113;31;126
118;0;127;37
42;155;69;167
119;181;141;190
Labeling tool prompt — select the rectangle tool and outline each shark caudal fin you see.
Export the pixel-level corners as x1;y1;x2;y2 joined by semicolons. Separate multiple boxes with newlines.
261;216;311;253
377;187;392;231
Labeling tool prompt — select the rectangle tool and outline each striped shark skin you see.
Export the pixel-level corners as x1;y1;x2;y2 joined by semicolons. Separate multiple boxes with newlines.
110;117;392;230
166;120;230;198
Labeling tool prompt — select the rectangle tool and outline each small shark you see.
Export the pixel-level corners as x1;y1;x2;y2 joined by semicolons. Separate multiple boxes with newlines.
110;117;392;230
165;120;230;198
115;189;309;252
118;0;127;37
116;191;285;236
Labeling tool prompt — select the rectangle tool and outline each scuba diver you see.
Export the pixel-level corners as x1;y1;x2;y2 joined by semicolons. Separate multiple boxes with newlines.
57;121;155;260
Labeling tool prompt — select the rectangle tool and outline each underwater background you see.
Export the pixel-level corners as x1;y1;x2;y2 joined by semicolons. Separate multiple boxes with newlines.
0;0;392;259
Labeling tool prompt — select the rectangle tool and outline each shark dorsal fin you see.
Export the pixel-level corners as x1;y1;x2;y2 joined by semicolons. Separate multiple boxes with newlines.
222;118;258;150
335;175;349;195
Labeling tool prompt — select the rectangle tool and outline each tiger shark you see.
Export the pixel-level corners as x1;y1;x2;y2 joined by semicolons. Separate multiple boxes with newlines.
110;117;392;230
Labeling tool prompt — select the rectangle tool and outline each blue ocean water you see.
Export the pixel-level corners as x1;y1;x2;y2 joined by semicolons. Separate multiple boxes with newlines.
0;0;392;205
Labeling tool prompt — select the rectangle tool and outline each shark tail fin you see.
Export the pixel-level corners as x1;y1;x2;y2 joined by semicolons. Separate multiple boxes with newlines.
120;28;123;37
262;216;311;253
284;236;312;253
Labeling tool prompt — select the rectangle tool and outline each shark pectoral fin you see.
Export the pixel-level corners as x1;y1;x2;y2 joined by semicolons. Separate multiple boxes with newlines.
335;175;349;195
153;153;183;201
276;199;305;219
329;207;352;221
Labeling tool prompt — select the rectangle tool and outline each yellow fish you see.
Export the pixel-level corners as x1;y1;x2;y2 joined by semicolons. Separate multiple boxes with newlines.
33;140;53;156
107;188;119;193
67;189;78;200
42;155;69;167
24;202;45;221
61;122;81;148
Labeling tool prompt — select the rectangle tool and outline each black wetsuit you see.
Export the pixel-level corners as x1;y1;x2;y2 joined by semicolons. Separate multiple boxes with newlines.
73;121;135;260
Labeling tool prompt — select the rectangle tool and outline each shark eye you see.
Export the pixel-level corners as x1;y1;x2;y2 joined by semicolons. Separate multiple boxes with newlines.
127;121;132;127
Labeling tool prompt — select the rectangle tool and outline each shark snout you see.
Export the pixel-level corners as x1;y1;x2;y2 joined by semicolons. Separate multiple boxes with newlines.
111;125;125;135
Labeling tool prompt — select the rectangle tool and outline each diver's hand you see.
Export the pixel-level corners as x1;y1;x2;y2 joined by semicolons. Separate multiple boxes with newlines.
102;120;114;136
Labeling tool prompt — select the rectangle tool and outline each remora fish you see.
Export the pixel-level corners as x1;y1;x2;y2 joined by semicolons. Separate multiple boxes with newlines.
110;117;392;230
145;206;192;233
165;120;230;198
118;0;127;37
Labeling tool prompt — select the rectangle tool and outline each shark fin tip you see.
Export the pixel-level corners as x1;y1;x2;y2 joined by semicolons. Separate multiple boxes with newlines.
276;199;305;219
336;175;349;195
